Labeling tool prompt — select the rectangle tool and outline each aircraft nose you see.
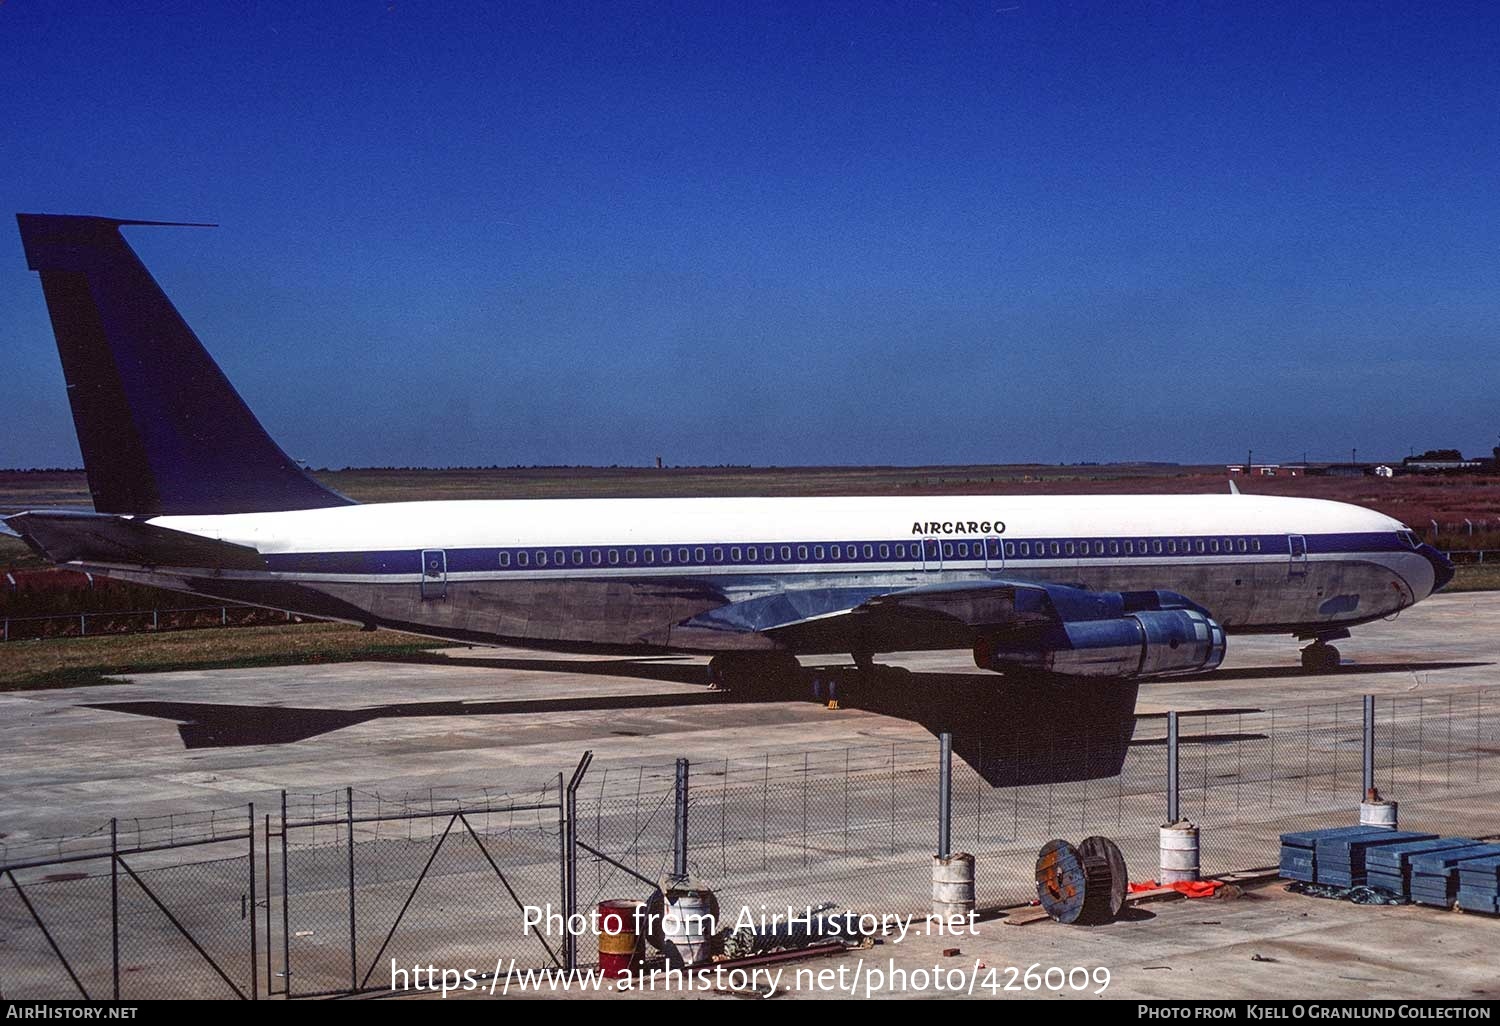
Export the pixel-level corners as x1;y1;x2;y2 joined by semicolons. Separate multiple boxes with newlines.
1417;543;1455;593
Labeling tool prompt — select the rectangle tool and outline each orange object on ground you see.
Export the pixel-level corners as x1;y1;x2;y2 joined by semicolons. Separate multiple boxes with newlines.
1129;879;1223;898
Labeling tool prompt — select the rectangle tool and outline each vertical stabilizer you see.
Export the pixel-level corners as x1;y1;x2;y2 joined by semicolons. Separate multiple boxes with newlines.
16;214;353;514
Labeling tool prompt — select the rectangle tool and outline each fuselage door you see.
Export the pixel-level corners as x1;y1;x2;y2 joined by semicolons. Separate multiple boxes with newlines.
921;537;942;573
984;536;1005;574
421;548;448;600
1287;535;1308;577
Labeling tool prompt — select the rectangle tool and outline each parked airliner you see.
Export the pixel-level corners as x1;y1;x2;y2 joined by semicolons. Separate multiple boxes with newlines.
7;214;1453;689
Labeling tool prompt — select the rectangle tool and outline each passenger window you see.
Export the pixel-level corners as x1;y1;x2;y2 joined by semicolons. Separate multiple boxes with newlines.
537;550;549;566
554;550;565;566
956;542;968;558
662;549;672;564
609;549;620;565
643;549;654;564
815;545;826;560
590;550;602;565
712;547;722;562
1166;541;1175;554
676;548;688;563
499;552;511;567
747;546;758;561
894;543;905;558
729;547;740;562
1237;539;1247;553
1109;541;1119;555
626;549;637;564
1005;541;1016;557
1196;540;1206;554
694;547;705;563
572;549;583;565
1252;539;1262;552
864;545;874;559
797;545;808;560
1019;542;1029;556
781;546;792;560
1210;540;1220;553
943;542;954;559
517;551;529;567
1065;542;1075;556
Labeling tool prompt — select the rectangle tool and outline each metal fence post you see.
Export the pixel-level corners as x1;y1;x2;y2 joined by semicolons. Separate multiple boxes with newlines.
346;786;356;993
280;790;290;996
673;757;690;878
1363;694;1375;795
1167;711;1180;824
938;731;953;858
248;803;258;1001
564;751;593;972
111;817;119;1000
80;613;86;636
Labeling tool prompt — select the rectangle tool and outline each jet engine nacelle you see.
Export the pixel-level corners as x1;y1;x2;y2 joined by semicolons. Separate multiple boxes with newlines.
975;609;1227;679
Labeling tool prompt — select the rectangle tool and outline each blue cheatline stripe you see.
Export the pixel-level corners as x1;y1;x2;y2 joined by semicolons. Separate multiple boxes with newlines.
260;531;1411;576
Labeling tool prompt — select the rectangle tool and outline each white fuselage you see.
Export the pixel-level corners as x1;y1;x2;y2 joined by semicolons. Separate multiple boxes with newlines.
77;492;1443;657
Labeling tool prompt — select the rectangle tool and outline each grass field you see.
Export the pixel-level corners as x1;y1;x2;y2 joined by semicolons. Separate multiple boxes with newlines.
0;622;445;691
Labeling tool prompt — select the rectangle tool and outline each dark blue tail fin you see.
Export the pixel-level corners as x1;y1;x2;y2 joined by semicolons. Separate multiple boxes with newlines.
16;214;353;515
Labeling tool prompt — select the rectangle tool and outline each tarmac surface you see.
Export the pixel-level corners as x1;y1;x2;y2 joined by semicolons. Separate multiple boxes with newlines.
0;591;1496;1001
0;591;1496;840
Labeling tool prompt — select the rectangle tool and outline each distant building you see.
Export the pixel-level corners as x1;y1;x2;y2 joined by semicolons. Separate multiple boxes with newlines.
1402;449;1486;473
1226;464;1293;477
1373;465;1394;478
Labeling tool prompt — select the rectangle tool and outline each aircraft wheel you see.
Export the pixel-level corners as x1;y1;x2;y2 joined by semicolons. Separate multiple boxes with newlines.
1300;643;1341;673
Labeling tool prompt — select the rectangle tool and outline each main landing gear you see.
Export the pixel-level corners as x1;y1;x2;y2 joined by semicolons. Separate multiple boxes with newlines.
1300;639;1342;673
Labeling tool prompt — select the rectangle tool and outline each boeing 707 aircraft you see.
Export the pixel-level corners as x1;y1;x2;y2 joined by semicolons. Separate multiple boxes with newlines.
6;214;1454;691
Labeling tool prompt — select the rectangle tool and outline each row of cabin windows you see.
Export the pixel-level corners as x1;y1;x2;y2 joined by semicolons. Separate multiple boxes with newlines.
493;536;1267;568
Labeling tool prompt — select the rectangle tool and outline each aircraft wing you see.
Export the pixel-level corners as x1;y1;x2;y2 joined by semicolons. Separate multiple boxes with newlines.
4;510;267;571
671;577;1224;678
676;578;1198;640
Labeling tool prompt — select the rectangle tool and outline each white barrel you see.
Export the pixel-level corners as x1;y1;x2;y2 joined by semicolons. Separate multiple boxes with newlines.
1360;799;1399;830
1159;823;1200;883
661;888;714;968
932;852;976;920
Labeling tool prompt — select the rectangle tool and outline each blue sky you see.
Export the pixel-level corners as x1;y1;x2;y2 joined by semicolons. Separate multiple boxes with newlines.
2;1;1497;468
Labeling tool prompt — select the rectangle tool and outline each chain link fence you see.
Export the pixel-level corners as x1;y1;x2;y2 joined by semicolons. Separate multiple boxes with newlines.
2;686;1497;998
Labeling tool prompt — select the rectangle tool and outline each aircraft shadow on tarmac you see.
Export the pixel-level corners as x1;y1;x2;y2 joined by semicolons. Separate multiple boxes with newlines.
82;655;1486;788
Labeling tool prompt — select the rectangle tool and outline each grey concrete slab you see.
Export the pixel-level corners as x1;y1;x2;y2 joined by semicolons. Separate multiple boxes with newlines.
0;592;1495;845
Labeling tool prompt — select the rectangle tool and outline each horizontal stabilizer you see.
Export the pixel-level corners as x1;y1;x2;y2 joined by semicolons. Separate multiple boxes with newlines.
5;511;267;571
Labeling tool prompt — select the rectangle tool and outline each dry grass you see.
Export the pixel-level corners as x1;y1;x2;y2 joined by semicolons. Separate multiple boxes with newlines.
0;622;445;691
1449;563;1500;593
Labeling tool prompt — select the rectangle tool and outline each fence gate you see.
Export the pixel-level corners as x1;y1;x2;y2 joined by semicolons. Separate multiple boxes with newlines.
274;787;566;998
0;813;257;1001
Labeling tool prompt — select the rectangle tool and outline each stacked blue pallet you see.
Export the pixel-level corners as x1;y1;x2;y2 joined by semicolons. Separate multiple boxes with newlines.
1409;844;1500;908
1455;855;1500;914
1312;829;1436;887
1366;838;1485;897
1279;826;1405;884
